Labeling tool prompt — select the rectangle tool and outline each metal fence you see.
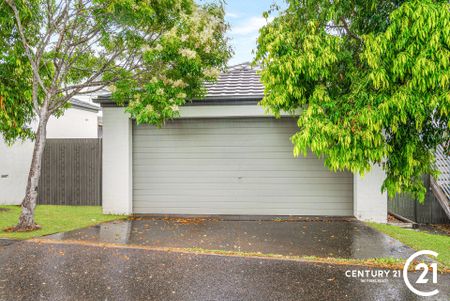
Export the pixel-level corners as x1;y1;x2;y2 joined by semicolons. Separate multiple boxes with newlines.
38;139;102;206
388;176;449;224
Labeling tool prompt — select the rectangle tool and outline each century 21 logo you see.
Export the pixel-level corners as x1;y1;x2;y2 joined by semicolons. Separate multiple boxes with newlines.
403;250;439;297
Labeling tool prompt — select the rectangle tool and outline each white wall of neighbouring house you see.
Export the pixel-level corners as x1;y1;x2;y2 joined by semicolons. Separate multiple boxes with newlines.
0;139;34;205
47;107;99;138
353;165;388;223
0;107;100;205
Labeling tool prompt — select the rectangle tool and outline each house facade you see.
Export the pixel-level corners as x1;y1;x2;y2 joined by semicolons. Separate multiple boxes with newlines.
0;99;100;205
97;64;387;222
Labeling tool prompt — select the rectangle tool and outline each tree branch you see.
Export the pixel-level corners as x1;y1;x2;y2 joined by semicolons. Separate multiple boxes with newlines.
5;0;49;95
339;17;362;43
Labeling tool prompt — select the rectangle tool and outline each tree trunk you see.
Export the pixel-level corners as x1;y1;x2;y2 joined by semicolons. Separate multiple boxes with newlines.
14;115;49;231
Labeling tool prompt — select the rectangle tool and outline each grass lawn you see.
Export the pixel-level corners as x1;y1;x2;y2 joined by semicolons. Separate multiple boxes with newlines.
368;222;450;268
0;205;125;240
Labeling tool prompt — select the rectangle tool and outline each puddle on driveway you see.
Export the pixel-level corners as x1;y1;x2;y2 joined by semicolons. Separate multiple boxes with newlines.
42;219;415;260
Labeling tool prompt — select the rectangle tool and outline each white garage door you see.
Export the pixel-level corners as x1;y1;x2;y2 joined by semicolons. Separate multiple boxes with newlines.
132;118;353;216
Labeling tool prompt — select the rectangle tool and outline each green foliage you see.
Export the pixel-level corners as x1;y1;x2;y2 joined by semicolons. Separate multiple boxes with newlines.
0;0;231;138
116;1;231;124
0;0;36;143
1;0;231;227
255;0;449;201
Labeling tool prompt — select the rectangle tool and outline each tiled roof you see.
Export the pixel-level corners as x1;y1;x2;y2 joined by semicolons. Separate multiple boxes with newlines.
203;63;264;100
95;63;264;105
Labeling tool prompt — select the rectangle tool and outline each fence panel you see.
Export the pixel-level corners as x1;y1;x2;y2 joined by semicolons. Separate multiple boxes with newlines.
38;139;102;206
389;176;449;224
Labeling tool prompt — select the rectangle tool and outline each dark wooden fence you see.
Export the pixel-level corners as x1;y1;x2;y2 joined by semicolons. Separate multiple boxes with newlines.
389;176;449;224
38;139;102;206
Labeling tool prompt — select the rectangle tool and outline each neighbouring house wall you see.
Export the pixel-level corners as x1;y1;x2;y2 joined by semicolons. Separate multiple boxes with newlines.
0;139;34;205
102;107;132;214
353;164;388;223
0;107;99;205
47;108;99;138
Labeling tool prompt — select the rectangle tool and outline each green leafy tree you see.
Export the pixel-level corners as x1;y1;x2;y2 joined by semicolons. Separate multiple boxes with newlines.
0;0;231;230
255;0;449;201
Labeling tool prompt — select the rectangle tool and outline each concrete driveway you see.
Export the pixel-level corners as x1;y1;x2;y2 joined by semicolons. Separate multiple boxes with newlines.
0;218;448;301
42;217;415;259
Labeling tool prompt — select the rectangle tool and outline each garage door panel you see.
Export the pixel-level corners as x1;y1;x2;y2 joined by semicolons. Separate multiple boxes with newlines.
134;139;295;148
134;146;305;154
133;159;343;170
134;198;353;207
133;118;353;215
134;166;345;173
133;183;353;192
132;159;329;170
134;202;352;211
134;191;352;199
135;132;297;140
135;131;292;138
132;206;353;216
134;195;352;203
133;170;350;179
134;151;300;160
133;177;353;185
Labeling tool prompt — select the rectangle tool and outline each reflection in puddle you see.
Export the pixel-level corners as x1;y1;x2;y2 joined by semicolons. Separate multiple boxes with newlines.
43;219;416;260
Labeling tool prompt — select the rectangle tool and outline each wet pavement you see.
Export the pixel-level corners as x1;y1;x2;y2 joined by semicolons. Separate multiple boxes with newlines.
0;241;449;301
42;218;415;259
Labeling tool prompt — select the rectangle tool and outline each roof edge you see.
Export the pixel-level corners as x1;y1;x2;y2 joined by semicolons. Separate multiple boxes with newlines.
94;94;262;108
70;99;101;112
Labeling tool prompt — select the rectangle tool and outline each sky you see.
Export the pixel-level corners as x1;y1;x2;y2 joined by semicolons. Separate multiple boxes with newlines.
223;1;283;66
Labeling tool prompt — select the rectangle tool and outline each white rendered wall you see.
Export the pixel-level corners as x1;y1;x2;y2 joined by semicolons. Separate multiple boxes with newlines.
353;164;388;223
0;108;99;204
47;108;99;138
102;107;132;214
0;138;34;204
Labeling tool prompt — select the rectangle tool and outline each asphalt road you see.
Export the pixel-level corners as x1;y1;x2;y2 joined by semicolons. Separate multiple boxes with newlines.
0;241;448;301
